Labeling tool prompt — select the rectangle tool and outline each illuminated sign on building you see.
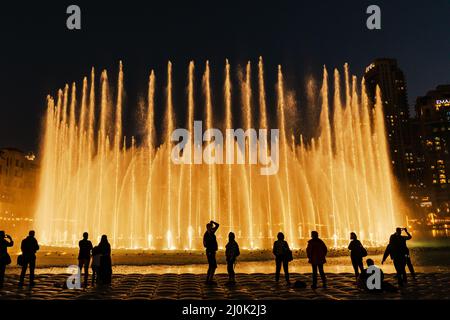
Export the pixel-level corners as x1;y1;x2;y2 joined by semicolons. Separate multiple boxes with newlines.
435;99;450;110
365;63;375;73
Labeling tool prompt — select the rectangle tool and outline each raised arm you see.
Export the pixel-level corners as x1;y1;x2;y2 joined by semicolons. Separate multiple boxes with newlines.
6;235;14;247
211;221;220;232
404;228;412;240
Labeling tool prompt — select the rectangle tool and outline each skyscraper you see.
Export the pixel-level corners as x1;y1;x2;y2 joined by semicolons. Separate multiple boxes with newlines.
364;58;410;187
415;85;450;214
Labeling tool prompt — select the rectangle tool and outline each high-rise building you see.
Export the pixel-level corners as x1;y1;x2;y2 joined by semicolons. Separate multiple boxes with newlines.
364;58;410;187
414;85;450;215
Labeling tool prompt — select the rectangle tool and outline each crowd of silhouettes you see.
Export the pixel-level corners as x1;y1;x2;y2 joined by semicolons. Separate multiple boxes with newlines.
76;232;112;287
350;227;415;292
0;225;416;291
0;230;113;288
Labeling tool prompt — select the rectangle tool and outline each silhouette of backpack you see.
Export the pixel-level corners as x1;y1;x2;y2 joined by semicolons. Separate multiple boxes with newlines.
294;280;307;288
360;245;368;257
17;254;24;266
287;249;293;262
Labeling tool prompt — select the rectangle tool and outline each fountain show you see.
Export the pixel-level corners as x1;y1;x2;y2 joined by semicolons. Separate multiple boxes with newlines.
0;0;449;315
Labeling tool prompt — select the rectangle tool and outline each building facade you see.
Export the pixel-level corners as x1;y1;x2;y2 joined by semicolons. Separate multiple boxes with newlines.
364;58;410;189
0;148;38;237
414;85;450;219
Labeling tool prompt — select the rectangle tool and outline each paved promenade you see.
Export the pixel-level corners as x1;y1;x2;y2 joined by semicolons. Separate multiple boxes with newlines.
0;272;449;300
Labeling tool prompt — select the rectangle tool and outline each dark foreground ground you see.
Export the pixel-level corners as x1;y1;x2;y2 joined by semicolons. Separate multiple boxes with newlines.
0;272;449;300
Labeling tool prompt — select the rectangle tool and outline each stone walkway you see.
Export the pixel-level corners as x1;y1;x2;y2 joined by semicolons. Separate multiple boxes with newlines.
0;273;449;300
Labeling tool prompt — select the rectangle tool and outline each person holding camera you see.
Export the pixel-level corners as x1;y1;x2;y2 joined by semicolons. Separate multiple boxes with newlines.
0;231;14;288
382;227;412;286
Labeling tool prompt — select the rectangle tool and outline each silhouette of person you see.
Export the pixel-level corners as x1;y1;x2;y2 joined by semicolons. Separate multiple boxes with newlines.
348;232;365;279
358;258;383;292
382;227;411;286
19;230;39;287
78;232;93;288
0;231;14;288
358;258;397;293
91;246;101;285
306;231;327;289
272;232;291;284
225;232;240;284
97;235;112;285
203;220;219;284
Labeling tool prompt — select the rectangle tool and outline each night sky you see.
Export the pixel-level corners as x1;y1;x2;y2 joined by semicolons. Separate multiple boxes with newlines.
0;0;449;153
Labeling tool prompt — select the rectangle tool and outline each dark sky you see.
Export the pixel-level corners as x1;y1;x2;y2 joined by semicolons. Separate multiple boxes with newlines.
0;0;449;152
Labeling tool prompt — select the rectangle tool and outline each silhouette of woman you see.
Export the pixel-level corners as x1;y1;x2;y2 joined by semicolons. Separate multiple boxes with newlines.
97;235;112;285
348;232;365;279
225;232;240;284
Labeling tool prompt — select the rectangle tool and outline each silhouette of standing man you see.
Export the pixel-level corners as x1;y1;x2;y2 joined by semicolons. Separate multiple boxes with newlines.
78;232;93;288
19;230;39;287
382;227;411;286
272;232;291;284
203;220;219;284
306;231;327;289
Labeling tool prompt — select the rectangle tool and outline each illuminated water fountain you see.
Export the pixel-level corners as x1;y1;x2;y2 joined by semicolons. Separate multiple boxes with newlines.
35;58;402;250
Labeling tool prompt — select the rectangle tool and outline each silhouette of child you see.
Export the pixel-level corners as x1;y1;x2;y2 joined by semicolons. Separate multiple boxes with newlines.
91;246;101;285
225;232;240;284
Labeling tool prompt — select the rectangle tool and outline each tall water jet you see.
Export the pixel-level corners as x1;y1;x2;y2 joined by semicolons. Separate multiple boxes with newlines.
187;62;195;248
144;70;155;248
277;65;295;247
224;59;233;234
243;61;255;248
258;57;273;240
203;61;216;222
166;61;175;249
113;62;124;246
